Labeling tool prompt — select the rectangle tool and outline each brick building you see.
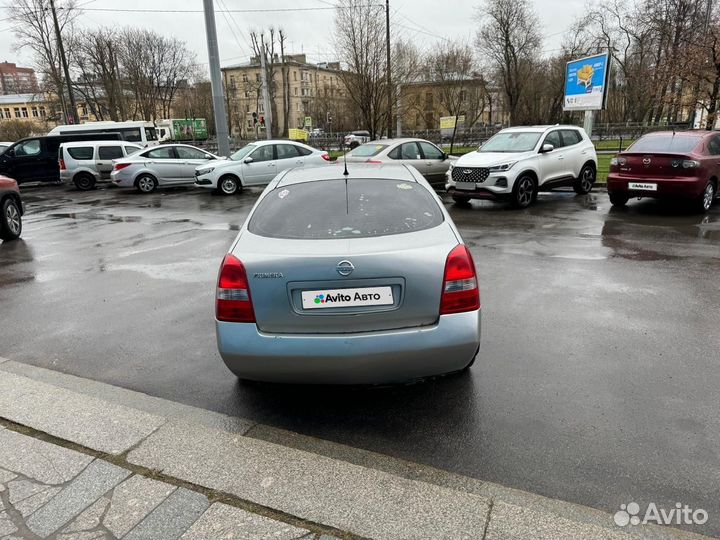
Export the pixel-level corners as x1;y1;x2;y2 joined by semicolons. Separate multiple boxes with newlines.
0;62;39;95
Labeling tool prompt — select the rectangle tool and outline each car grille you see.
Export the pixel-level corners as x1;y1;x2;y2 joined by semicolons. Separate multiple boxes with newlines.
452;167;489;183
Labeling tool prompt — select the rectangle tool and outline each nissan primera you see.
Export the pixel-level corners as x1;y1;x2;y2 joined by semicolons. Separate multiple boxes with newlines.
215;164;481;384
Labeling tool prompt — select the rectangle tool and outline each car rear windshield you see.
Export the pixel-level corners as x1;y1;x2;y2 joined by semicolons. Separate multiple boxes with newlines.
350;144;387;157
248;178;444;239
629;134;701;153
480;132;542;153
67;147;94;160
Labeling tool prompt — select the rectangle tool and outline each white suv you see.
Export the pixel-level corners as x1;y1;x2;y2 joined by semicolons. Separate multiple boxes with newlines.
60;140;143;190
446;125;597;208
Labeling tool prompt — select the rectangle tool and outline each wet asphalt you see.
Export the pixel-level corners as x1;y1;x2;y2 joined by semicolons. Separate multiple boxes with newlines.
1;183;720;535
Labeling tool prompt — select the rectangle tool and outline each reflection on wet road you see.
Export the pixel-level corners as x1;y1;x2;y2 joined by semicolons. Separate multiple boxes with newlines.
2;184;720;535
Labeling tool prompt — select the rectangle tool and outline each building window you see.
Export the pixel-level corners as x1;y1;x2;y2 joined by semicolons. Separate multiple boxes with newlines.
31;107;38;117
242;74;248;82
13;107;20;118
244;91;251;98
255;73;260;82
2;108;10;119
294;88;297;96
293;71;297;81
39;106;46;117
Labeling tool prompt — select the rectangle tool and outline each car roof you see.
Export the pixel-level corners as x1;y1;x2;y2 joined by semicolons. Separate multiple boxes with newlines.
359;138;429;146
61;140;138;147
501;125;581;133
276;163;421;187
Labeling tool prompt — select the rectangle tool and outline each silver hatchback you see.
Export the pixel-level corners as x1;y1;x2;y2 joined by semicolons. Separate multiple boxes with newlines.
215;164;481;384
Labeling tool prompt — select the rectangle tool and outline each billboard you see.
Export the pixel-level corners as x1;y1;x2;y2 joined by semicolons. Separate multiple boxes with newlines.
172;118;208;141
563;53;610;112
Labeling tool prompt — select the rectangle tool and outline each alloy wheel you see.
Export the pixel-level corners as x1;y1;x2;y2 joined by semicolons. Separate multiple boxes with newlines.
517;177;534;207
138;177;155;193
703;183;714;211
6;203;20;235
581;167;595;193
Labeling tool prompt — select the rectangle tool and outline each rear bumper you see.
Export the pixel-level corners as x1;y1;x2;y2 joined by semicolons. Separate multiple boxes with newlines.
216;310;481;384
607;174;708;198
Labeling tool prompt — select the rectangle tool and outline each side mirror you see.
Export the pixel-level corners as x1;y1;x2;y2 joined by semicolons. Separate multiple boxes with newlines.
243;156;254;164
441;152;448;161
540;143;554;153
205;154;215;160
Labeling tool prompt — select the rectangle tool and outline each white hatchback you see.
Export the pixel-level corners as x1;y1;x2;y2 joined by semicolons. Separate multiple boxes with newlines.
446;125;598;208
194;140;330;195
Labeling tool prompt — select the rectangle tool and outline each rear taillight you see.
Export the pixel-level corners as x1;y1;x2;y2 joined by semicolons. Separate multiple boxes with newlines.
59;159;66;170
440;245;480;315
321;152;330;161
113;163;132;171
216;254;255;323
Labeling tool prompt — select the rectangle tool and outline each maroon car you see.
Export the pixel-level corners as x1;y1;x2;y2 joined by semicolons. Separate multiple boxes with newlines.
0;174;23;241
607;131;718;212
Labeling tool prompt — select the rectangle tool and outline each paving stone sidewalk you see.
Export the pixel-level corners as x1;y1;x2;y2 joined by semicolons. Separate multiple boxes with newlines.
0;427;319;540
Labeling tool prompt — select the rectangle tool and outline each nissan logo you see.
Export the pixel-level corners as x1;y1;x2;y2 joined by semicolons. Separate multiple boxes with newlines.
643;158;651;165
336;260;354;276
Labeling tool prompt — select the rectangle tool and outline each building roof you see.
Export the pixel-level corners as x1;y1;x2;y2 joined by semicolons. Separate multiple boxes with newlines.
0;93;46;105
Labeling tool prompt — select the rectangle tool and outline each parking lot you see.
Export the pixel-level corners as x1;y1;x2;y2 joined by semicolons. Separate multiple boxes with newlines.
1;183;720;535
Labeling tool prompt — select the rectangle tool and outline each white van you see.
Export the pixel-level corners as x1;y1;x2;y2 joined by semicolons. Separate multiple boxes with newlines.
48;121;159;148
59;140;143;190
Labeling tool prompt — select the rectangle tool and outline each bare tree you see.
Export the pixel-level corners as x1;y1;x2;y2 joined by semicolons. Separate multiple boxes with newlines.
334;0;388;139
475;0;541;124
250;29;284;137
685;8;720;128
426;41;488;151
8;0;80;122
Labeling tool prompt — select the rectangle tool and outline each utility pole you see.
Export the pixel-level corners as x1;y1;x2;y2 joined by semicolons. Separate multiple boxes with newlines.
203;0;231;157
49;0;76;124
259;36;273;140
385;0;392;138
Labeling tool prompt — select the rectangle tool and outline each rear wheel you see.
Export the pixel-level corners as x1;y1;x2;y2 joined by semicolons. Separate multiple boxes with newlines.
73;172;96;191
696;181;715;213
511;174;536;208
573;164;595;194
217;175;241;196
0;198;22;241
609;192;629;207
135;174;157;194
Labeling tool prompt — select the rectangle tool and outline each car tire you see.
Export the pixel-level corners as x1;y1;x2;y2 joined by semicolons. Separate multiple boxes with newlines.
135;174;158;194
217;175;241;196
573;164;596;194
73;172;96;191
609;192;629;207
0;197;22;241
511;174;536;208
696;181;715;213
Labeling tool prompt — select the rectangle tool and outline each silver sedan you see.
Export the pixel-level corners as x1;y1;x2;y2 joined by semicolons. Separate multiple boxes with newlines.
214;164;481;384
344;138;457;187
110;144;221;193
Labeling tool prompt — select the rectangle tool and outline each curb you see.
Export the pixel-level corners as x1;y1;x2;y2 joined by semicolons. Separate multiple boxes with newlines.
0;357;714;540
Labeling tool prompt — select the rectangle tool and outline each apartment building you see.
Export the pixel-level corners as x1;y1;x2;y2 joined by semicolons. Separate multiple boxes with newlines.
222;54;355;138
0;62;39;95
0;93;51;125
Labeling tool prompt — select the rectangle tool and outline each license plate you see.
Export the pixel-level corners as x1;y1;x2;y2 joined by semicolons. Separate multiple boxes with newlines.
628;182;657;191
455;182;476;191
301;286;393;310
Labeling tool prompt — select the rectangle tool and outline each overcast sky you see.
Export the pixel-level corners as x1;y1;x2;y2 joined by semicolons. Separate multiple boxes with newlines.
0;0;587;74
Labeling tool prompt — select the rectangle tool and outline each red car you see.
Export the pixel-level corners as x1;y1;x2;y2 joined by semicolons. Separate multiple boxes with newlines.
0;174;23;241
607;131;718;213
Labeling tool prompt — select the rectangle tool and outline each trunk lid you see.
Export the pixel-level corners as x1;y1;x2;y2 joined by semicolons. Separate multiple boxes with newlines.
234;225;458;334
619;153;696;178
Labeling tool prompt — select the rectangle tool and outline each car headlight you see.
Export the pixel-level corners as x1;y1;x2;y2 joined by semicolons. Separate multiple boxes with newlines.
196;167;214;176
488;162;516;172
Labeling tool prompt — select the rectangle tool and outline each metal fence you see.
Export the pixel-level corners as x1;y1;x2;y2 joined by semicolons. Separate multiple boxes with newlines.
190;121;696;155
